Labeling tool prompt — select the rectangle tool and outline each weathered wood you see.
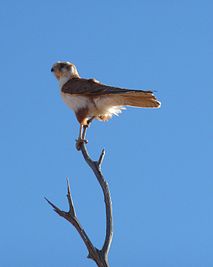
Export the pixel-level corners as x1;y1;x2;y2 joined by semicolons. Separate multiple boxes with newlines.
46;127;113;267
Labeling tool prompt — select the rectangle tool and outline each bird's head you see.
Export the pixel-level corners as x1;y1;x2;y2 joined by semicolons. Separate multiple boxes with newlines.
51;61;80;86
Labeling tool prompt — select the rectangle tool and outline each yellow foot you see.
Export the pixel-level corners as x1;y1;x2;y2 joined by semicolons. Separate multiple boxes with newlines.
75;138;88;150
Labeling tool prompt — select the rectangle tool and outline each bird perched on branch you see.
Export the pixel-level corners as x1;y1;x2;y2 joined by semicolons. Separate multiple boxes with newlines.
51;61;161;149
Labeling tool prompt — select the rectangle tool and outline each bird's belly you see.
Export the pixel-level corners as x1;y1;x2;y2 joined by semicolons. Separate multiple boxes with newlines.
61;93;95;114
61;93;124;120
94;96;124;116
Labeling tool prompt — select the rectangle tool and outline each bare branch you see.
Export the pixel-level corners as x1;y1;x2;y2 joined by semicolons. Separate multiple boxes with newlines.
46;126;113;267
66;177;76;217
79;127;113;259
44;197;65;217
97;149;105;167
45;182;102;265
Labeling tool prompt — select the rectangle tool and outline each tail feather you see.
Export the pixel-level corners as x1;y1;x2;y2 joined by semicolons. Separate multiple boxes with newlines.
94;91;161;117
120;92;161;108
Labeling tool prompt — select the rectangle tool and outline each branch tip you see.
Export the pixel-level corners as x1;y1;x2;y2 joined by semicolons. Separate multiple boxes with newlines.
98;148;105;167
44;197;61;213
66;177;71;196
44;197;54;207
65;178;76;217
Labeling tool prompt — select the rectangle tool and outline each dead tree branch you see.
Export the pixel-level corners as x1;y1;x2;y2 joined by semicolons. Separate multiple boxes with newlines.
45;127;113;267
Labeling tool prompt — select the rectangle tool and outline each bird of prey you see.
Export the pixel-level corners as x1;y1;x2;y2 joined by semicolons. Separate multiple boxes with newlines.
51;61;161;149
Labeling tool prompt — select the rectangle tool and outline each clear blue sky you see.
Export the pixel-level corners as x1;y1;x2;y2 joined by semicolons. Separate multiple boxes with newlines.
0;0;212;266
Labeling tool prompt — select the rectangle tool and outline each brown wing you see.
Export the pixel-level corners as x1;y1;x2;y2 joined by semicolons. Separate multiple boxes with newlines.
62;78;160;108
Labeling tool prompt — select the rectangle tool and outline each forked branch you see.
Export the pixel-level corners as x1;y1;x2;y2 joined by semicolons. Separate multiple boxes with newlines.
46;127;113;267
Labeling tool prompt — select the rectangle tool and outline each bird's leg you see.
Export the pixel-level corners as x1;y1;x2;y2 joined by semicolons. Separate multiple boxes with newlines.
76;117;95;150
82;116;95;141
76;124;87;150
79;124;83;140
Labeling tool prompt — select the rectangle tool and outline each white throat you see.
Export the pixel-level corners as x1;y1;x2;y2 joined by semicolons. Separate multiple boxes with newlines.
58;76;71;88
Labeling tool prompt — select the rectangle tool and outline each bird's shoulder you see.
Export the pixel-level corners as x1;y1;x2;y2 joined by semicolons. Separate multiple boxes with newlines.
61;77;110;95
61;77;153;96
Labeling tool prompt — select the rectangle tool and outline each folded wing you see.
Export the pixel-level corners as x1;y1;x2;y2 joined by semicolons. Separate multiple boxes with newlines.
62;78;161;108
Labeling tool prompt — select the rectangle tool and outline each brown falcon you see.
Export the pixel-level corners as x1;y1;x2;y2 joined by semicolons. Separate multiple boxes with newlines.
51;61;161;149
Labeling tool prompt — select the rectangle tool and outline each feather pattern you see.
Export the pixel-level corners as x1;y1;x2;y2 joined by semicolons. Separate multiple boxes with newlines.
61;78;161;110
51;61;161;124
